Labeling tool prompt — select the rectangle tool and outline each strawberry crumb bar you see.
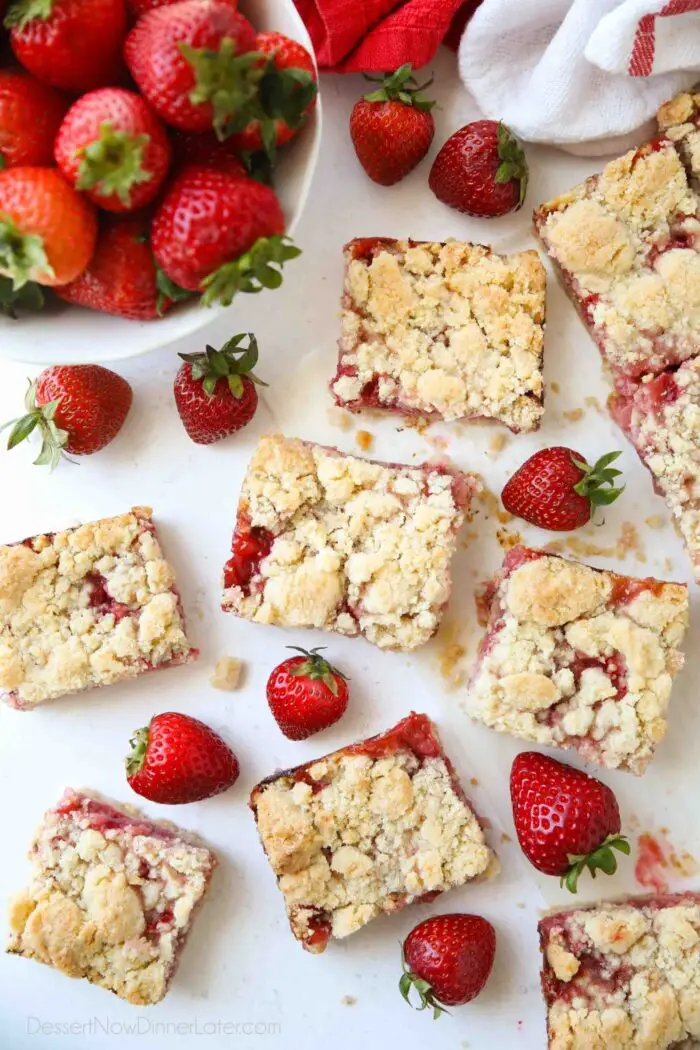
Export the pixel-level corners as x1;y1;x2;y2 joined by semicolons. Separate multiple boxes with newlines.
466;546;688;774
7;790;216;1005
657;87;700;182
330;238;546;431
539;893;700;1049
221;433;477;651
249;712;496;954
0;507;196;710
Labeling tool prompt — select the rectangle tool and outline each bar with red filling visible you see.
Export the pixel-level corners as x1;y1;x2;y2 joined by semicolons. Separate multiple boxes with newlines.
249;712;496;953
465;546;688;774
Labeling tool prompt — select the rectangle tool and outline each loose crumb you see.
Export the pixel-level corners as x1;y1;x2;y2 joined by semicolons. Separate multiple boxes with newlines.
544;540;565;554
461;528;479;549
617;521;641;557
496;526;522;550
635;551;647;563
210;656;244;691
355;429;373;451
563;408;584;423
478;486;512;524
402;415;430;435
341;996;357;1007
663;557;673;574
584;396;603;413
435;621;469;691
550;381;560;394
500;832;512;844
470;777;480;787
326;406;352;431
645;515;666;529
488;432;509;458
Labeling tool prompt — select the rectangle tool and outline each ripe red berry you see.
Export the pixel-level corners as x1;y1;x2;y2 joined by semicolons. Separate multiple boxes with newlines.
429;120;528;217
401;914;496;1016
266;647;349;740
174;332;264;444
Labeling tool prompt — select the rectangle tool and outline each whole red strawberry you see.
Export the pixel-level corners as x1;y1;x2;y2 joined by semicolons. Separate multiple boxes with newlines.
266;647;349;740
174;332;264;444
401;914;496;1018
501;447;624;531
429;120;528;217
0;70;68;169
511;752;630;892
170;130;247;176
55;89;172;213
5;364;132;468
5;0;127;94
124;0;256;137
126;711;240;804
350;64;435;186
151;165;297;303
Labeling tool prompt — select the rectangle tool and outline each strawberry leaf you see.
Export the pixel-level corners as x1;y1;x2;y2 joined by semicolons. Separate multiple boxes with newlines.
125;726;150;778
155;266;192;316
572;450;625;510
178;332;266;396
4;0;54;30
181;41;267;141
562;834;631;894
494;122;528;207
363;64;435;111
201;234;301;306
0;274;44;318
287;646;348;696
398;947;448;1020
0;215;53;290
3;379;70;471
76;122;152;207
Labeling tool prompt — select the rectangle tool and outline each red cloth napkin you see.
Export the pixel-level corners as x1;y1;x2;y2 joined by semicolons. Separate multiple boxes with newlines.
295;0;471;72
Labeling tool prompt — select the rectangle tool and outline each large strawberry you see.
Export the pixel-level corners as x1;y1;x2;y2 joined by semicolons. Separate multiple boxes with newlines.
0;70;68;169
4;364;132;468
401;914;496;1018
429;120;528;217
124;0;257;138
349;64;435;186
5;0;127;94
55;88;172;213
174;332;264;444
0;168;97;288
151;165;298;303
510;752;630;892
170;129;247;176
266;647;349;740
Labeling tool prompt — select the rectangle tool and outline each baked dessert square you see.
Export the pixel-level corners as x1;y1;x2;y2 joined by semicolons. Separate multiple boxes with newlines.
465;546;688;774
7;790;216;1005
330;237;546;432
535;139;700;381
539;893;700;1049
657;86;700;183
221;433;477;651
0;507;197;710
249;712;496;954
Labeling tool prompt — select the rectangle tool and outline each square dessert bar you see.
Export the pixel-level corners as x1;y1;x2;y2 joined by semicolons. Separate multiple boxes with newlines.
539;893;700;1049
0;507;197;710
249;712;496;954
465;546;688;774
221;433;477;651
657;86;700;183
535;138;700;381
7;790;216;1005
330;238;546;432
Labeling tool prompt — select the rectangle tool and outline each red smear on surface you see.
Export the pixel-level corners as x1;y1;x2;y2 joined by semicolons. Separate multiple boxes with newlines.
635;833;670;894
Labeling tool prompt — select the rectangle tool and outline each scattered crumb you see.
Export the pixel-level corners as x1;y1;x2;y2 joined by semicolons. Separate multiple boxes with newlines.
563;408;584;423
635;551;647;564
635;831;698;894
210;657;244;691
645;515;666;529
564;536;617;559
478;486;512;524
470;777;479;787
426;433;449;452
461;528;479;549
474;580;493;626
550;381;560;394
488;432;509;458
402;415;430;435
496;526;522;550
435;621;470;691
500;832;512;844
617;521;641;558
584;396;603;413
326;406;352;431
663;557;673;574
355;429;373;451
341;996;357;1007
516;901;527;909
544;540;565;554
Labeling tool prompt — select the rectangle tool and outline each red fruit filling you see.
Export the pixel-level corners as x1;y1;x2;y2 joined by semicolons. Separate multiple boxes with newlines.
569;650;628;700
223;523;274;592
55;792;178;841
349;712;443;761
145;907;175;937
298;907;332;950
609;574;669;605
85;572;131;621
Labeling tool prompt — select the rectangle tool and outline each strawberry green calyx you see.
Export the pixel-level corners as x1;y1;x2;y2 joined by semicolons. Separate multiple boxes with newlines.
287;646;348;698
76;122;152;206
0;275;44;318
563;834;631;894
4;0;54;30
235;57;317;160
399;949;449;1020
362;63;435;112
494;123;529;208
178;332;267;398
0;214;53;290
155;265;192;316
125;726;149;778
2;378;68;470
181;40;267;141
572;450;625;508
201;234;301;307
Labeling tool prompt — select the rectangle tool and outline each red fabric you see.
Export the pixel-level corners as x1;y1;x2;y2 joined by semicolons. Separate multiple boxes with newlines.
628;0;700;75
295;0;469;72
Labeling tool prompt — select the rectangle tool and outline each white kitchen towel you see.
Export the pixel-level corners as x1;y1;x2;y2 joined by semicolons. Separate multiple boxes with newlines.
458;0;700;154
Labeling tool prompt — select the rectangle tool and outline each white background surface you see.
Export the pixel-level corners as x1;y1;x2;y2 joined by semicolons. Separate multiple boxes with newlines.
1;47;699;1050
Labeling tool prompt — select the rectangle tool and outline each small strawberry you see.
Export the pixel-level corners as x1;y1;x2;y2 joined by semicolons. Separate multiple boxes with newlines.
510;752;630;892
55;88;172;213
124;0;257;138
5;0;127;94
0;70;68;169
151;165;298;303
4;364;132;468
266;647;349;740
501;447;624;532
0;167;97;288
400;914;496;1018
174;332;264;444
429;120;528;217
126;711;240;804
170;129;247;176
349;64;435;187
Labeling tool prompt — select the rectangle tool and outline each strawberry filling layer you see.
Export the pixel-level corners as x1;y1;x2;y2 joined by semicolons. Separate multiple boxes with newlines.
54;790;180;842
223;519;274;593
85;572;132;621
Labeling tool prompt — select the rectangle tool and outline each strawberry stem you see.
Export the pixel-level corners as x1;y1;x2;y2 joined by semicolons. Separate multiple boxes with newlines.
2;379;69;470
4;0;55;30
125;726;149;777
180;41;267;142
571;451;625;509
179;332;267;398
399;948;449;1020
362;64;435;112
561;834;631;894
493;123;528;208
76;122;152;207
0;214;53;289
287;646;348;697
200;234;301;306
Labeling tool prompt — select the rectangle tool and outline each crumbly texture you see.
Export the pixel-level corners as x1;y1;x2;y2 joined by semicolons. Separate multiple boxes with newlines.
535;140;700;379
0;507;196;710
540;894;700;1049
331;239;546;431
7;791;216;1005
221;434;476;651
465;548;688;774
249;715;495;953
657;88;700;183
210;656;243;691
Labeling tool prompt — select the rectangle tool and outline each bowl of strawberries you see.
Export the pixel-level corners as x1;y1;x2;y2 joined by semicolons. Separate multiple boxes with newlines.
0;0;321;364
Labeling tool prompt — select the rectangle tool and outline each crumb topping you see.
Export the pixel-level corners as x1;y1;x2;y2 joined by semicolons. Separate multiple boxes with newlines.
210;656;243;691
657;88;700;182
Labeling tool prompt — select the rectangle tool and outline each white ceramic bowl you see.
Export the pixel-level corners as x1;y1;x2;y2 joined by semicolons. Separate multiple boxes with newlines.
1;0;321;365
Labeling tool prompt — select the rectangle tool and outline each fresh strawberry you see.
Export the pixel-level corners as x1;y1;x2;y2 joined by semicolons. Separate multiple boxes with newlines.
228;31;317;158
401;914;496;1018
5;0;127;94
349;64;435;186
511;752;630;892
174;332;264;444
126;711;239;804
124;0;257;138
501;447;624;531
5;364;132;468
126;0;237;22
170;129;247;176
54;88;172;213
429;120;528;217
0;70;68;169
266;647;349;740
0;167;97;288
151;165;297;302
